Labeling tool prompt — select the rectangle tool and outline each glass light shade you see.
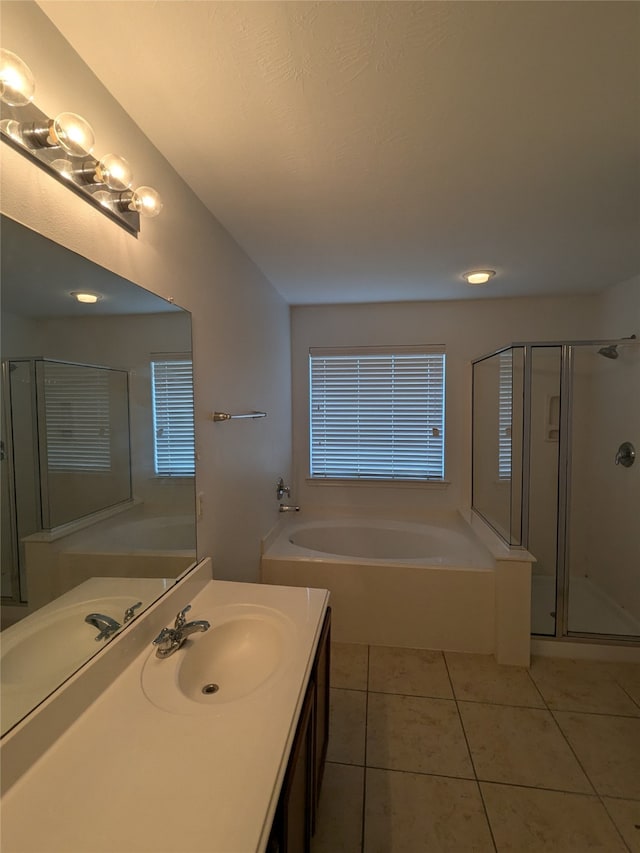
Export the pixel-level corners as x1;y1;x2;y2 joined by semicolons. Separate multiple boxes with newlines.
70;291;100;304
131;186;163;218
0;49;35;106
50;112;95;157
95;153;133;191
464;270;496;285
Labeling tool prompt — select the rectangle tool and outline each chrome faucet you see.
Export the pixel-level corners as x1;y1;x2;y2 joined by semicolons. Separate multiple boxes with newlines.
152;604;210;659
276;477;291;500
279;504;300;512
85;613;121;641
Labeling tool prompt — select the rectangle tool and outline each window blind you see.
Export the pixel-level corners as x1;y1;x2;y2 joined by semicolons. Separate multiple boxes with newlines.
151;359;195;476
309;348;445;480
43;362;111;472
498;352;512;479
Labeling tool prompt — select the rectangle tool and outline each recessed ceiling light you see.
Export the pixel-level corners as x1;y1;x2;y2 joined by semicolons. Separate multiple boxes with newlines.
70;291;101;304
463;270;496;285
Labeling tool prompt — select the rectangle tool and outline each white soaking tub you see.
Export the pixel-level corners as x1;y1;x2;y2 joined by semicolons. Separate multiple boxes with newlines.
261;512;497;652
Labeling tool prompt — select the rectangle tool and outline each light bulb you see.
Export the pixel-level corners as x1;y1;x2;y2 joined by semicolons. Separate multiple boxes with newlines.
49;112;95;158
0;118;25;144
94;153;133;191
130;186;163;218
51;158;74;179
463;270;496;285
0;49;35;106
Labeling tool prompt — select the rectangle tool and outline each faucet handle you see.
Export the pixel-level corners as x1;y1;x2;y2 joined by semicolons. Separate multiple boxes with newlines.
123;601;142;623
174;604;192;629
153;626;176;647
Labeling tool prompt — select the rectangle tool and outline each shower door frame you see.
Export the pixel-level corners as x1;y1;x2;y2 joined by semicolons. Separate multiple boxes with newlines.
521;339;640;645
473;338;639;646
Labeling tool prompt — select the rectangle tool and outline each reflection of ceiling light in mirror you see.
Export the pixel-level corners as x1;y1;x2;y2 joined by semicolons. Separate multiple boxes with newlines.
463;270;496;285
70;291;101;304
0;49;35;106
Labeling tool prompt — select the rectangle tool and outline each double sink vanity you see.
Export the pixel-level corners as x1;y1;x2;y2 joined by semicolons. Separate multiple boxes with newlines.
0;560;331;853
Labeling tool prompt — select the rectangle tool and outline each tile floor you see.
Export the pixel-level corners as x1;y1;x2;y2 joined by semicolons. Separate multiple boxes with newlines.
311;644;640;853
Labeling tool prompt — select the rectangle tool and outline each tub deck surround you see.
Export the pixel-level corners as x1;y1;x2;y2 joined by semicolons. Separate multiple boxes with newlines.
1;577;330;853
262;511;533;665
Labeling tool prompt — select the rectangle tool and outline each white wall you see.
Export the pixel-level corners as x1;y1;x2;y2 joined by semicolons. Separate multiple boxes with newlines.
0;2;292;583
291;295;599;516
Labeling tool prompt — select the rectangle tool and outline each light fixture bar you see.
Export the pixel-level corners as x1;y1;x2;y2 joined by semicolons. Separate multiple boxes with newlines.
1;100;140;236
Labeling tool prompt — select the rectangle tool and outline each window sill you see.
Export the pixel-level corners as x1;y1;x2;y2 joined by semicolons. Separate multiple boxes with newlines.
306;478;450;490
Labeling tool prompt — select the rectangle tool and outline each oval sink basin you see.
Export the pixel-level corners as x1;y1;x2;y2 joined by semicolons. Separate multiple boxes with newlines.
1;596;139;687
141;604;295;715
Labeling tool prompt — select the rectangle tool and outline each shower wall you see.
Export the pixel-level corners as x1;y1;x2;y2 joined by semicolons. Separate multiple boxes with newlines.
569;345;640;623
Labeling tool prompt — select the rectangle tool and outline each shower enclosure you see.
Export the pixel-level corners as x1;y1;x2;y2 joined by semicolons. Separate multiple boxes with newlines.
1;358;131;604
472;338;639;643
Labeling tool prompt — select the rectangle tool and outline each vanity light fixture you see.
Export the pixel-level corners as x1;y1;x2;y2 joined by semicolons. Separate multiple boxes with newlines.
70;291;101;304
463;270;496;285
0;49;162;236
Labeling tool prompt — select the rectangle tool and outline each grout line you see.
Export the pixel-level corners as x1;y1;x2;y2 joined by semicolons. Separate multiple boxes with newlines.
360;645;370;853
547;708;598;797
442;652;498;853
599;796;634;853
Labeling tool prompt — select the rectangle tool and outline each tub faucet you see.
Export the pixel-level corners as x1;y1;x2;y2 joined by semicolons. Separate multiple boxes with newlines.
85;613;121;641
279;504;300;512
152;604;210;659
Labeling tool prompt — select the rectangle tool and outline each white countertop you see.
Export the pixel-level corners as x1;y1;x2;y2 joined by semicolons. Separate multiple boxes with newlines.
1;579;329;853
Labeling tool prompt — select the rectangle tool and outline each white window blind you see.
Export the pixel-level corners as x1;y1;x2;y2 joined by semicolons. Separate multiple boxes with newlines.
151;358;195;476
498;352;512;479
310;347;445;480
43;363;111;472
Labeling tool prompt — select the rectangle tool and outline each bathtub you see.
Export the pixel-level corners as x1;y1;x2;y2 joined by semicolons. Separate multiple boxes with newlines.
261;512;499;652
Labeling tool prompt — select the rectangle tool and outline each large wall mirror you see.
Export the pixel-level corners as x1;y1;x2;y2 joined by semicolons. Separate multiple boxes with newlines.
1;215;197;735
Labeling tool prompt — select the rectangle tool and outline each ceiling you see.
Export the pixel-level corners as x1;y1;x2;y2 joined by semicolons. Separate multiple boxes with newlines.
39;1;640;305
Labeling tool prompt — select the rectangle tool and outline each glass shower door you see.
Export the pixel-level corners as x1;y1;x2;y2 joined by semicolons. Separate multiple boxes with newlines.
565;342;640;638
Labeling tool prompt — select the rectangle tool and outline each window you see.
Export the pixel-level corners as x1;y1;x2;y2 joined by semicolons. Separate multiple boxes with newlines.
498;352;512;479
309;346;445;481
43;362;112;472
151;357;195;476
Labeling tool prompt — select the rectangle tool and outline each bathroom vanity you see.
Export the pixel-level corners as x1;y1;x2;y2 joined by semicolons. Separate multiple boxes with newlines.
0;564;331;853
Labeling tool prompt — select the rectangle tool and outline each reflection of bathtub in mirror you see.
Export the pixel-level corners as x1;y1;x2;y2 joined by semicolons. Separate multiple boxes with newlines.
22;506;197;612
1;576;172;735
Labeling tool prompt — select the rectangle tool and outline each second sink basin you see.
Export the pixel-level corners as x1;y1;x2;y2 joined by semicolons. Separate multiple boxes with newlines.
141;603;296;715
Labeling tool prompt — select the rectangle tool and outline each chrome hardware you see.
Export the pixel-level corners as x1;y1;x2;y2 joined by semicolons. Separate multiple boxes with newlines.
152;604;210;659
279;504;300;513
276;477;291;500
85;613;121;641
615;441;635;468
211;411;266;422
123;601;142;623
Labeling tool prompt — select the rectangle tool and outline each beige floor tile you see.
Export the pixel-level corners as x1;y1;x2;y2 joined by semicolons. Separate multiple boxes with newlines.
529;656;640;715
459;702;592;792
311;762;364;853
331;642;368;691
602;797;640;853
554;710;640;798
327;688;366;765
481;782;627;852
368;645;453;698
364;768;494;853
612;662;640;709
445;652;544;707
366;692;473;777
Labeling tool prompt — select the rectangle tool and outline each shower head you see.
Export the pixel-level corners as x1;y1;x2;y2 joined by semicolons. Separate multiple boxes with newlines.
598;344;619;360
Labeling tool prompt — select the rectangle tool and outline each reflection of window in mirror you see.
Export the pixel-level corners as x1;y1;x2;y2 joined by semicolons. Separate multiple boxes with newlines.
151;355;195;476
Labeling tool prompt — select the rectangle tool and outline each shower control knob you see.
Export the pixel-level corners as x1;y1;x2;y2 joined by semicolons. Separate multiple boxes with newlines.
615;442;635;468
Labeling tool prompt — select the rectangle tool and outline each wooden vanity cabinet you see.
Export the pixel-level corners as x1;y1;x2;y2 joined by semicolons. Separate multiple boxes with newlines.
268;607;331;853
